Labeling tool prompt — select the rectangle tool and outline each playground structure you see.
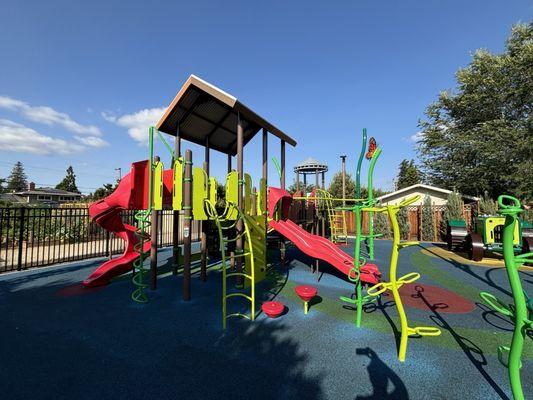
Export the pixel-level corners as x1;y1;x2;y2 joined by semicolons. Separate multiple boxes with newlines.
447;213;533;262
479;195;533;400
85;75;382;327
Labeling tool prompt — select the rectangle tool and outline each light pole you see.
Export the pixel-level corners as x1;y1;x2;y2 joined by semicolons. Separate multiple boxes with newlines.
340;155;347;206
115;167;122;181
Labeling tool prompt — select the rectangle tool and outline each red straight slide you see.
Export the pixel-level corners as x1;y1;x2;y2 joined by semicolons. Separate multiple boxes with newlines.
267;187;380;284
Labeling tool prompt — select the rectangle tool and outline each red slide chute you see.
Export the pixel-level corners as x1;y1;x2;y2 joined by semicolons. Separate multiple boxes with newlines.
268;187;380;284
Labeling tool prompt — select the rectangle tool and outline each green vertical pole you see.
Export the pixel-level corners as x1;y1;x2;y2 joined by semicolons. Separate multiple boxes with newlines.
366;147;382;260
131;126;154;303
354;206;363;327
355;128;367;199
500;197;529;400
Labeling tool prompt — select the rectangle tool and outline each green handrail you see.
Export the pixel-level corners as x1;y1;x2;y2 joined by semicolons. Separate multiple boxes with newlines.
272;156;282;186
480;195;532;400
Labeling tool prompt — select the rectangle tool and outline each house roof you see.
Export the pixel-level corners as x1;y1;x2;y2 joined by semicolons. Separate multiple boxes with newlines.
15;188;82;196
0;193;25;203
156;75;297;156
376;184;479;202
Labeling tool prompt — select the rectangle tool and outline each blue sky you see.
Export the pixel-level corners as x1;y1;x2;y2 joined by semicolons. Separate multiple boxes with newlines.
0;1;531;194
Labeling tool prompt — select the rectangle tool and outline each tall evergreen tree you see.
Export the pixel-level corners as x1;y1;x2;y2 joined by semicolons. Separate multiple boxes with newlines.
6;161;28;192
56;166;80;193
0;177;6;194
328;172;356;200
396;159;421;190
417;23;533;200
421;195;435;241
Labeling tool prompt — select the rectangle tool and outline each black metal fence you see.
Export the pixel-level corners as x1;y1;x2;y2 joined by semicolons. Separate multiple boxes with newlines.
0;207;201;273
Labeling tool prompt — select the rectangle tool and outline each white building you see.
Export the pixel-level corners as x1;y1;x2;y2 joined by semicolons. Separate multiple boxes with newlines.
376;184;478;206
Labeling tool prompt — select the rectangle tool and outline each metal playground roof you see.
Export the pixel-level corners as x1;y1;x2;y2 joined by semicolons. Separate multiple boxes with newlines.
156;75;297;156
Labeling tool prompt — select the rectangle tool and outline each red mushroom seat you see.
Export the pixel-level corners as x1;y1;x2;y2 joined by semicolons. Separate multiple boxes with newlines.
262;301;285;318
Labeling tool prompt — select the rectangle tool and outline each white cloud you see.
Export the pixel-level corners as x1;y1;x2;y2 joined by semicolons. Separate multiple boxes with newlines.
103;107;166;143
409;131;425;142
74;136;109;148
0;95;102;136
0;119;84;155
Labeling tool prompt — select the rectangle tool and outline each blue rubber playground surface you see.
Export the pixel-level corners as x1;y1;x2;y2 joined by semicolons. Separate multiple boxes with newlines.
0;240;531;400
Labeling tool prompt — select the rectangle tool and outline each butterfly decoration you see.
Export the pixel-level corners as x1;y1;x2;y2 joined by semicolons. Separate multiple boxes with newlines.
365;137;377;160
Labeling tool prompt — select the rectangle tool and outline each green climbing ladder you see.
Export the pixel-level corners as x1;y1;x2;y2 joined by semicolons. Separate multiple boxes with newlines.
205;199;257;329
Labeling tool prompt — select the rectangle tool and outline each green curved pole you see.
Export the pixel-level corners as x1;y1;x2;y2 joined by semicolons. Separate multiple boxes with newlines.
366;147;382;260
355;128;367;198
480;195;533;400
272;157;282;186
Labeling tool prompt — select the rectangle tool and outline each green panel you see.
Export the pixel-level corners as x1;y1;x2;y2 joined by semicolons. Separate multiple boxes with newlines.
225;171;238;220
244;173;252;215
447;219;466;228
172;158;183;211
192;167;208;220
244;214;267;287
209;176;217;205
153;161;164;210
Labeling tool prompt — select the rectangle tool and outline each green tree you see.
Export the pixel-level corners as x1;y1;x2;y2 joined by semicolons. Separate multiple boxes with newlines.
441;191;464;239
479;191;498;215
417;23;533;201
91;183;116;200
444;191;464;221
396;159;421;190
374;212;391;239
0;177;6;194
327;171;356;200
421;195;435;241
397;207;410;240
56;166;80;193
287;178;314;195
6;161;28;192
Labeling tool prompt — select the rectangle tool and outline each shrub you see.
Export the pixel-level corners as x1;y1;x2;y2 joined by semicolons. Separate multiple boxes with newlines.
397;207;410;240
479;191;498;215
374;212;391;239
421;196;435;241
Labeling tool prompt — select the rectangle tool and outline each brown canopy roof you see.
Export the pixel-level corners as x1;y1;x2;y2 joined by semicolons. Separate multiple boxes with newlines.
156;75;297;156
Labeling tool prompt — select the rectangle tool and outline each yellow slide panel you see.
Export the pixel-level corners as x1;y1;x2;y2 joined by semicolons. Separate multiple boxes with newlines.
153;161;164;210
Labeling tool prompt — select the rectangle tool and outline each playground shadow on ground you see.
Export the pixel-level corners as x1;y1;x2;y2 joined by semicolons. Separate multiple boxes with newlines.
0;263;325;400
412;284;511;400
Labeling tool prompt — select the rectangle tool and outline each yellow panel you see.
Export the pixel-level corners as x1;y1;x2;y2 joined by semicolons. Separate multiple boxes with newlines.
153;161;164;210
209;177;217;205
244;173;252;215
172;158;183;210
192;167;208;220
225;171;239;220
484;217;521;245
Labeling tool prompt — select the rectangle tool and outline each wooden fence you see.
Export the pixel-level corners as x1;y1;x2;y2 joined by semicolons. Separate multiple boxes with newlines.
343;205;475;242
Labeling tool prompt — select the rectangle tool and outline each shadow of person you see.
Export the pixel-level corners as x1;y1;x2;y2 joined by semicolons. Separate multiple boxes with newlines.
355;347;409;400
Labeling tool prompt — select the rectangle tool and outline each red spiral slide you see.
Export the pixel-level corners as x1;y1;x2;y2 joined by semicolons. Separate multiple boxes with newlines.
268;187;380;284
84;160;174;287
